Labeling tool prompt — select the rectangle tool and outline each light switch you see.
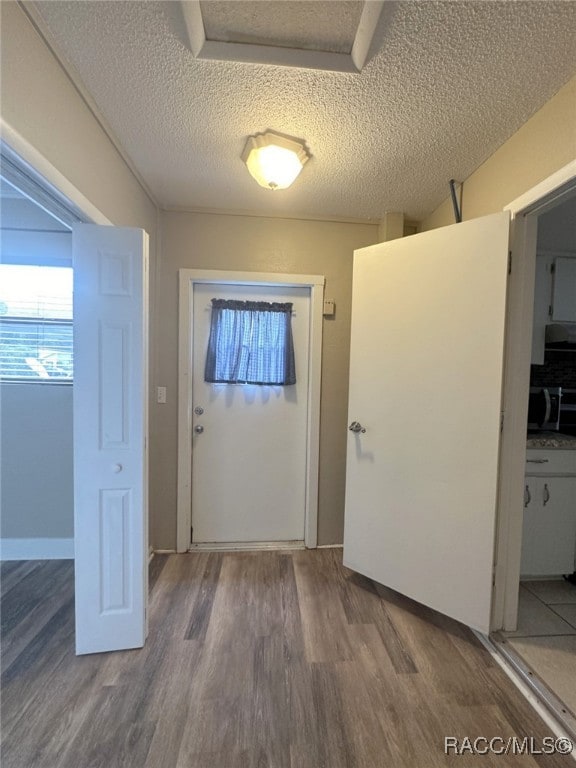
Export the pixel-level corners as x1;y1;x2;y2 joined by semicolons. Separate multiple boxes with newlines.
157;386;167;404
323;299;335;317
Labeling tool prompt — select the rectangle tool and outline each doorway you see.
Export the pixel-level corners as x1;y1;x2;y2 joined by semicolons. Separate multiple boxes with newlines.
0;145;79;560
177;269;324;552
496;187;576;726
1;139;150;656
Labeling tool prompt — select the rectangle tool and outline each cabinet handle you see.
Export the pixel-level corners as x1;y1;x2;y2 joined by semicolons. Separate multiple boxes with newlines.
526;458;549;464
543;483;550;507
524;485;531;507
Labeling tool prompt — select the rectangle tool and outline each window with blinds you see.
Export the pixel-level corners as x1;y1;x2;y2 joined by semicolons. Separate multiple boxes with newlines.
0;264;73;382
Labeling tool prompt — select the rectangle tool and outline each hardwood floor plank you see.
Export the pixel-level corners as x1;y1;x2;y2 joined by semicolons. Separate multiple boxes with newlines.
0;560;44;597
1;560;70;637
184;552;223;641
278;554;307;666
1;596;74;689
148;552;169;593
1;551;573;768
292;550;355;663
1;560;74;673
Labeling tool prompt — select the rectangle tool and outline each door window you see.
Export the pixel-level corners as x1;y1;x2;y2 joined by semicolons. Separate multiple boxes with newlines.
204;298;296;385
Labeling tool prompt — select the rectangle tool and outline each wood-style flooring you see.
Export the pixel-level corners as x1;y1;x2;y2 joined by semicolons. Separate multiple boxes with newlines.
1;550;573;767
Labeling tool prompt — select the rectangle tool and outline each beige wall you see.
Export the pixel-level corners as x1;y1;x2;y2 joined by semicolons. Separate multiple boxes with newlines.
422;75;576;230
0;2;158;542
154;212;378;547
0;2;158;234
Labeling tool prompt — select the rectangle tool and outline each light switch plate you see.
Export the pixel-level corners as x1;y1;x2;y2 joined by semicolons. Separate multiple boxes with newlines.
323;299;335;317
157;386;167;404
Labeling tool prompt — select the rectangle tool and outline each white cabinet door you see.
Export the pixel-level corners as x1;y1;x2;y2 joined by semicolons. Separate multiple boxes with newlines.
521;476;576;576
552;257;576;322
531;255;553;365
344;212;509;635
73;225;149;655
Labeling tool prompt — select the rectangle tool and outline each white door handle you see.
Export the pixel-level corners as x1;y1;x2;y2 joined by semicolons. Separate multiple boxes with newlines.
113;463;123;473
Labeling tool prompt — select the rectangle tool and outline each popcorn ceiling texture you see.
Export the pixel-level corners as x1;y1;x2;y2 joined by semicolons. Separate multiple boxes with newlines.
200;0;363;53
34;1;576;222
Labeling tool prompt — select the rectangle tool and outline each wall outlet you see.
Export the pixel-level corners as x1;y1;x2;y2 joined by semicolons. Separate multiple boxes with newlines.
157;386;167;404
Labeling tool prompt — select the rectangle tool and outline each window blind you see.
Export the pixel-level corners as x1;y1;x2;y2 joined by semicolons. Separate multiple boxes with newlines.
0;265;73;381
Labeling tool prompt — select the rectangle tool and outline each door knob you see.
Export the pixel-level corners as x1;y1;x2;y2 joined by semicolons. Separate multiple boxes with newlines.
194;425;204;434
349;421;366;434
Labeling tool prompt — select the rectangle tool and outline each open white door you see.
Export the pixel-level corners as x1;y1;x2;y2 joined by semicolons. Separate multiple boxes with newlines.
73;224;149;655
344;212;509;634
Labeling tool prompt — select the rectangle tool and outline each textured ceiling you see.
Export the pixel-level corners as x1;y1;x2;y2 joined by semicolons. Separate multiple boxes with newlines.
30;1;576;222
200;0;364;53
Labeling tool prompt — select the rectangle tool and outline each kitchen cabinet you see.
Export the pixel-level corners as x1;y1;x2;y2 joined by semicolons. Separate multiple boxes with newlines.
552;257;576;322
531;254;553;365
521;449;576;577
531;252;576;364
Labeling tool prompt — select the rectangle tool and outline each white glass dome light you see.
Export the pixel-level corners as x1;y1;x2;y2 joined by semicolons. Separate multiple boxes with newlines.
242;131;310;190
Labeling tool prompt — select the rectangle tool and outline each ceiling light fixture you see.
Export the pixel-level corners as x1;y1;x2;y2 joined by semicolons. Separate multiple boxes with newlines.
241;131;310;190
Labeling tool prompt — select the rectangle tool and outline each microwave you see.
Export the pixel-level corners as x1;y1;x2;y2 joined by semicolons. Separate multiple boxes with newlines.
528;387;562;432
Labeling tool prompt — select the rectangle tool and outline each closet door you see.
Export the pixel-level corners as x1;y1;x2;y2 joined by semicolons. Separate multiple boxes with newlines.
73;224;149;654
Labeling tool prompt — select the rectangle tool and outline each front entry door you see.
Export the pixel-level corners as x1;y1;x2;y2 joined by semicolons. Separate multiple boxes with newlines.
191;283;310;544
344;212;510;634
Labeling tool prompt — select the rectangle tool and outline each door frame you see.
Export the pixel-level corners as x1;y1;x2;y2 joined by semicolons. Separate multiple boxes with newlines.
1;121;111;226
177;269;325;552
493;159;576;631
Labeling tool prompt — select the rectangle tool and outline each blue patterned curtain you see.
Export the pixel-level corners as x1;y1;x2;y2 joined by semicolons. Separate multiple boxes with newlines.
204;299;296;385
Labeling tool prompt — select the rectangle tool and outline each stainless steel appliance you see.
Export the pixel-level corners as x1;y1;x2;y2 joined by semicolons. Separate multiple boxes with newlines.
559;388;576;436
528;386;562;432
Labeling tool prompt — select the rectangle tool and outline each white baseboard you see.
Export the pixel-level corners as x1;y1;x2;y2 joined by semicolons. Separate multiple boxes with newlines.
0;538;74;560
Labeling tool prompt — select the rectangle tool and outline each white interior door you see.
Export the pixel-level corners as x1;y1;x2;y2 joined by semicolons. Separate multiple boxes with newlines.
344;212;510;634
73;224;149;655
191;283;310;543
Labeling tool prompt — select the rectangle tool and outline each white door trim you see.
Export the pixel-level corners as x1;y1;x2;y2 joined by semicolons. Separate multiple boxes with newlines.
493;159;576;632
177;269;325;553
0;120;111;226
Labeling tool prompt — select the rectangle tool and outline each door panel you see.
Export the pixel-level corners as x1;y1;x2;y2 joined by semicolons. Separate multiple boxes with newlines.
191;283;309;543
73;224;148;655
344;212;510;634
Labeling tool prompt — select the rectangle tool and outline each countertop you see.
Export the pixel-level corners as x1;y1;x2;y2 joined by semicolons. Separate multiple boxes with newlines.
526;432;576;449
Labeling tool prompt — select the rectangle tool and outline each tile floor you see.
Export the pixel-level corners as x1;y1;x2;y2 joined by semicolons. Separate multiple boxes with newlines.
503;579;576;716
